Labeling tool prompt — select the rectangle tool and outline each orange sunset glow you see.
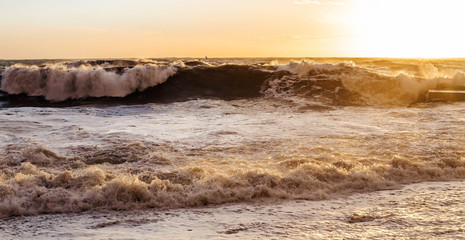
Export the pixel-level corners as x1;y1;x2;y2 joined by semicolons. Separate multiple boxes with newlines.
1;0;464;59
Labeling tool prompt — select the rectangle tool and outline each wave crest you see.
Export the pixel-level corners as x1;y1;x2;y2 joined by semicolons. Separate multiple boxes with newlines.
1;59;465;106
1;64;177;101
274;61;465;105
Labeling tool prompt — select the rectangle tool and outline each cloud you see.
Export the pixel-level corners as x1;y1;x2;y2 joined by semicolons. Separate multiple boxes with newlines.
294;0;344;5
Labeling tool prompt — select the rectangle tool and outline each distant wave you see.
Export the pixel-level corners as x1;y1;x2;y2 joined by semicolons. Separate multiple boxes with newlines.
1;59;465;107
274;61;465;105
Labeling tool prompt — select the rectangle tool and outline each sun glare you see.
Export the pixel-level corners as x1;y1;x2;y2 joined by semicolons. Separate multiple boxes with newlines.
1;0;464;58
351;0;465;58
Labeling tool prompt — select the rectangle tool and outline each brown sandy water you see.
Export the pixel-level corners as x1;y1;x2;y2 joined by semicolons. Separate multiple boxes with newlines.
1;181;464;239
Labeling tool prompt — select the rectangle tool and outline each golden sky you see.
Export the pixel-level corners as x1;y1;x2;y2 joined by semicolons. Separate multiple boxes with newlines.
1;0;464;59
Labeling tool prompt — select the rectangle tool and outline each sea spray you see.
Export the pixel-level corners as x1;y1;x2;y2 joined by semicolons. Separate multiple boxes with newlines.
1;64;177;101
1;59;465;106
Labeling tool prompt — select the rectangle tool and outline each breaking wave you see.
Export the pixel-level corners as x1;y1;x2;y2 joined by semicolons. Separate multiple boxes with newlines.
1;140;464;217
1;59;465;107
1;64;177;101
272;61;465;105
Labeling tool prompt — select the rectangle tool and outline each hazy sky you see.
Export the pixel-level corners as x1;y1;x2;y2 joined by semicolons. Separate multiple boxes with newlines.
1;0;464;59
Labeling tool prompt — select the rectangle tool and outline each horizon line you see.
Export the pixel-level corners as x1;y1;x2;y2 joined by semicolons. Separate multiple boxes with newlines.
2;56;465;61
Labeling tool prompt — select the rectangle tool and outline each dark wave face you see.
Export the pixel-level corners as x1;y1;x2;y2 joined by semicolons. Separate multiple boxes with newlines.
1;58;465;107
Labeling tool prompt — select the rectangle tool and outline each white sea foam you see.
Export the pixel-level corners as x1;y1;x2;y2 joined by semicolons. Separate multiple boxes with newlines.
3;181;464;239
1;64;177;101
277;60;465;105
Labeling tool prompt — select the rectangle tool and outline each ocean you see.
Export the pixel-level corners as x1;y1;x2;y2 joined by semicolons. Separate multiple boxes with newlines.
1;58;464;239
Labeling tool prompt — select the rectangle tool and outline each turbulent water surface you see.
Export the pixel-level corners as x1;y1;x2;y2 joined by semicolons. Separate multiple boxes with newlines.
1;58;464;238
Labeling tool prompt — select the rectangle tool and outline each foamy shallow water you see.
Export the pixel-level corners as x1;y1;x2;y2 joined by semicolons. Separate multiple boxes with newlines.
2;100;464;150
1;181;464;239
